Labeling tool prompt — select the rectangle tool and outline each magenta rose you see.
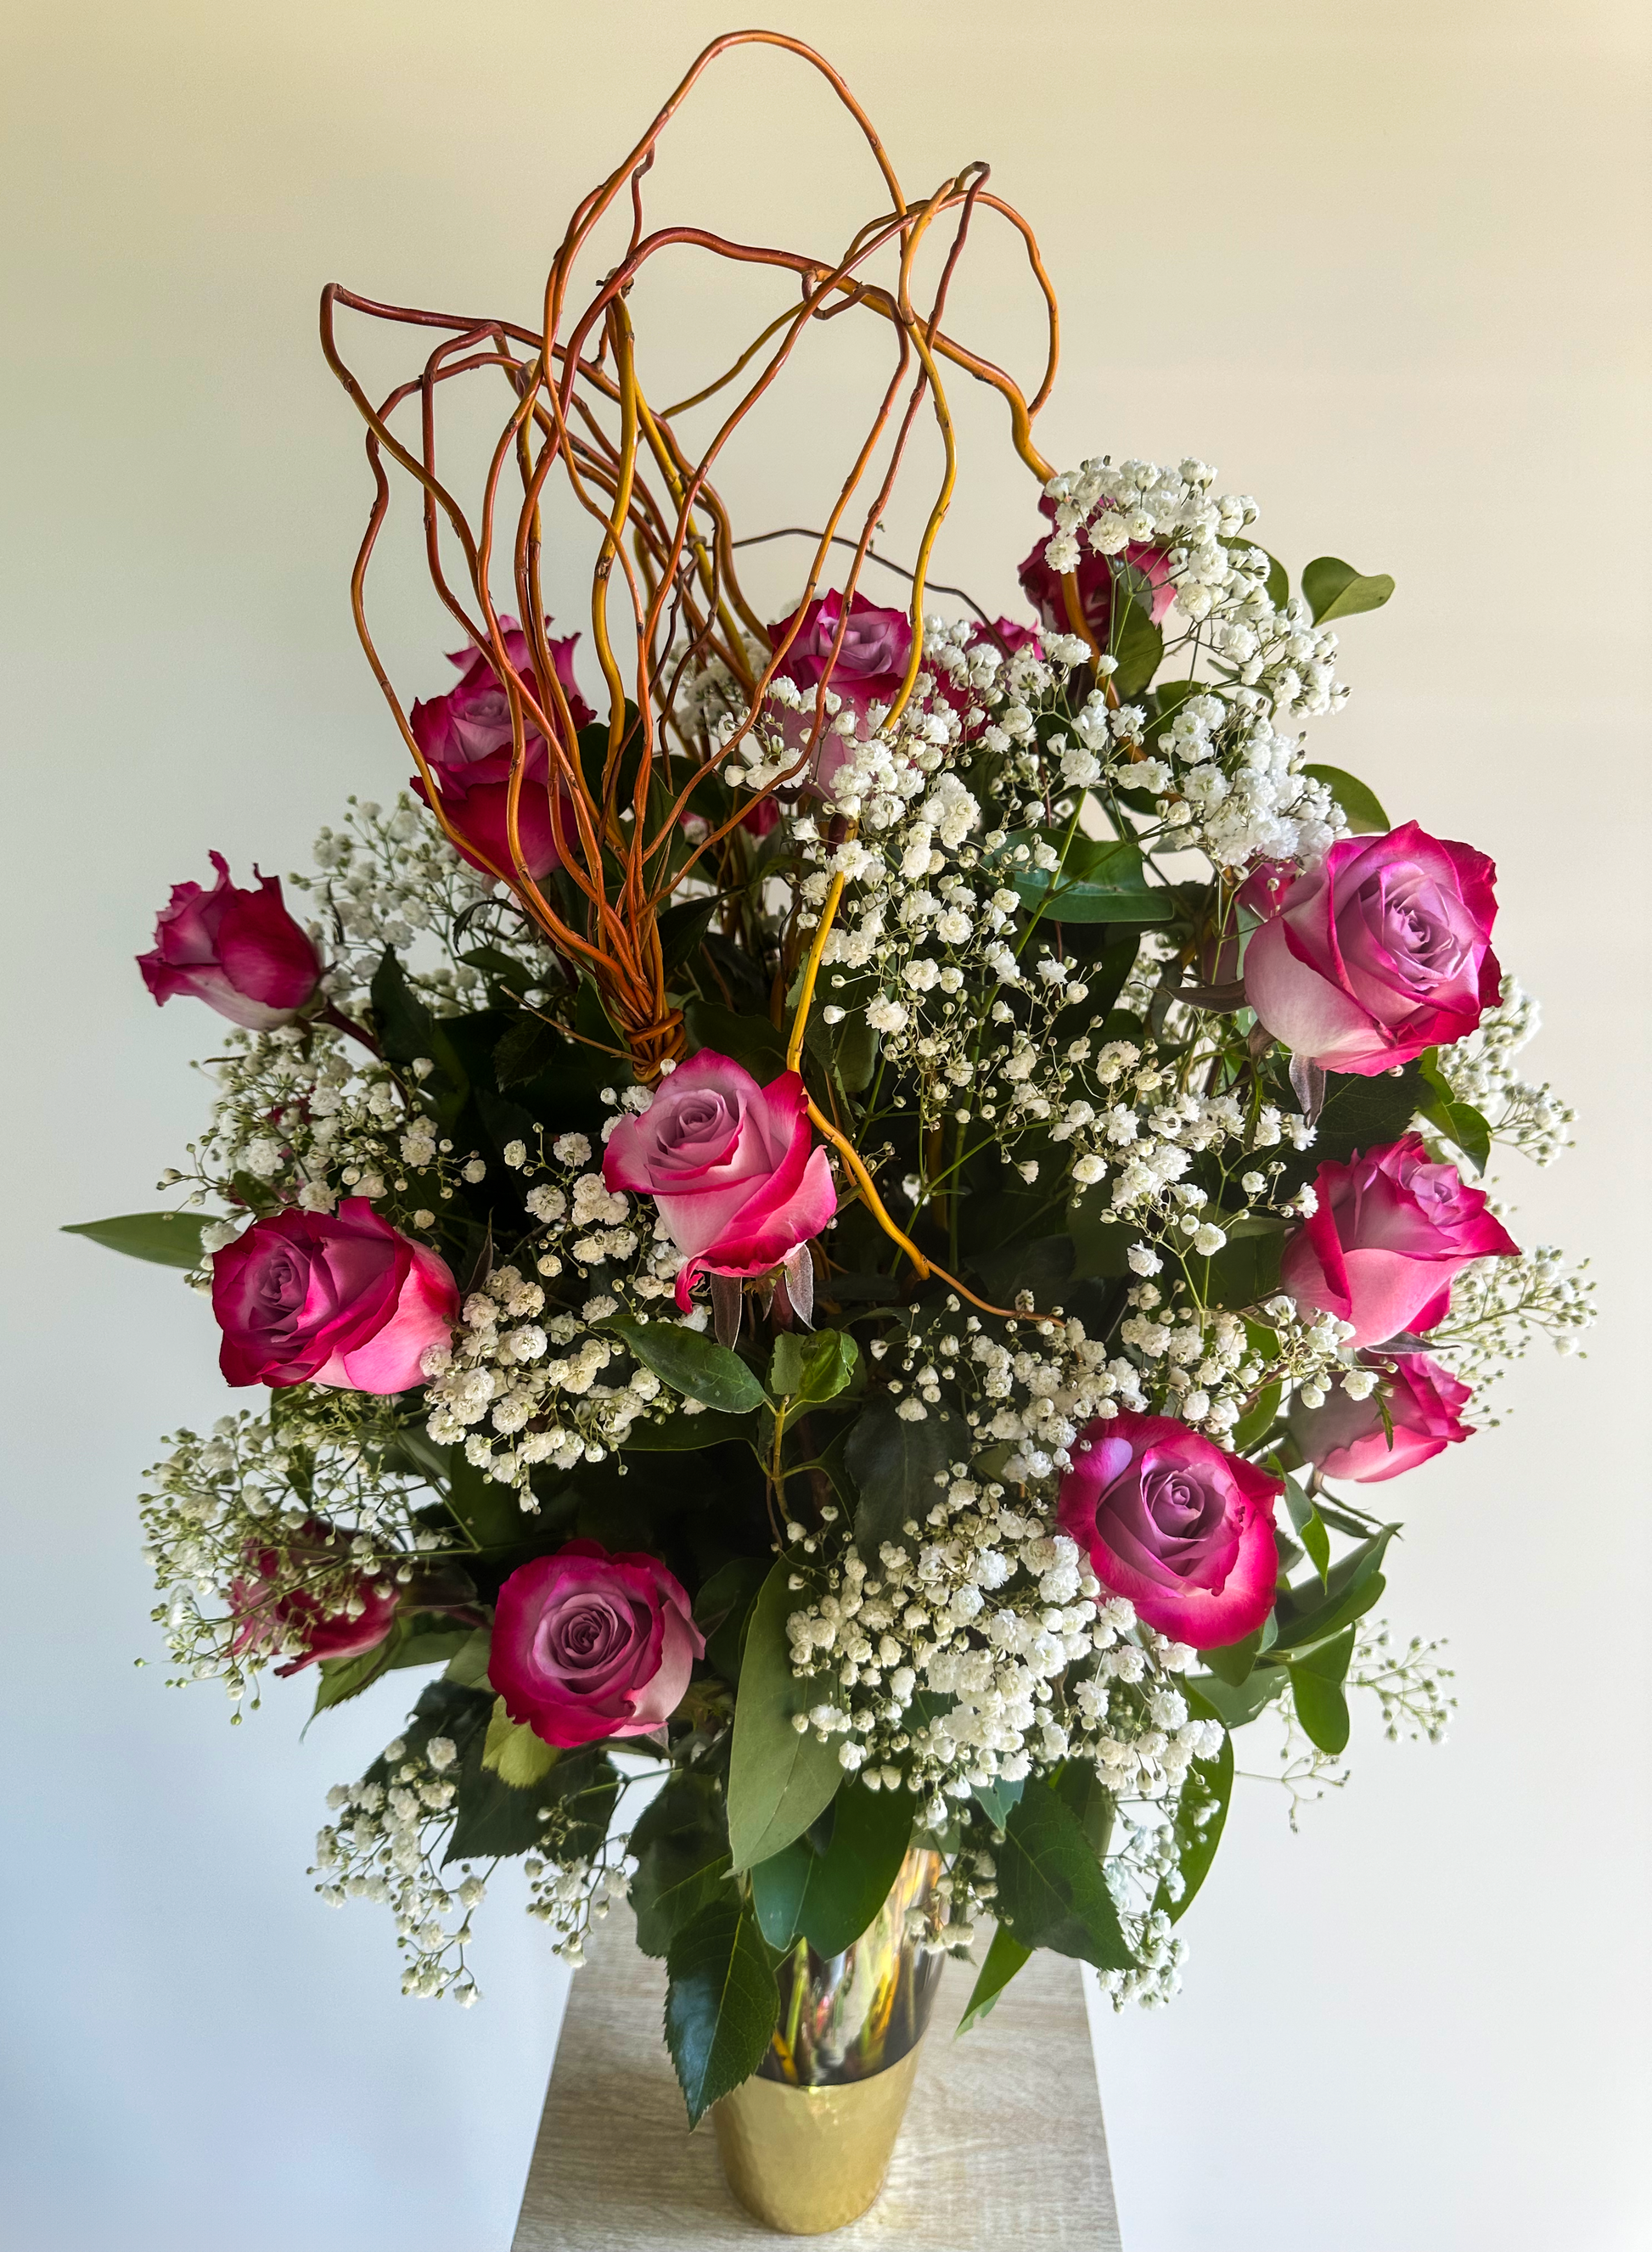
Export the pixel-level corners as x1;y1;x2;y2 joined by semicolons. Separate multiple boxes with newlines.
1058;1410;1282;1649
230;1523;400;1677
491;1541;704;1749
1280;1134;1519;1349
1290;1353;1474;1483
1245;823;1500;1075
1016;496;1174;644
767;589;914;795
602;1050;837;1311
138;853;322;1031
409;615;593;881
211;1198;458;1392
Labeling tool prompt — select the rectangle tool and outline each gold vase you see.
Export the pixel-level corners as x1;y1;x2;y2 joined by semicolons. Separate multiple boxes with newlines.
712;1847;945;2236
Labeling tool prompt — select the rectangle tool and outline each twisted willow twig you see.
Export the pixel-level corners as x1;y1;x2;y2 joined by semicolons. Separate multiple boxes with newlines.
322;28;1072;1304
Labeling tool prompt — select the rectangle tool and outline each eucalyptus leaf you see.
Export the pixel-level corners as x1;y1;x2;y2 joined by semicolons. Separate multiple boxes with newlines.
725;1557;844;1869
1301;556;1396;624
1302;763;1391;834
62;1210;211;1270
629;1769;733;1957
956;1925;1031;2036
1287;1627;1357;1754
1283;1476;1332;1587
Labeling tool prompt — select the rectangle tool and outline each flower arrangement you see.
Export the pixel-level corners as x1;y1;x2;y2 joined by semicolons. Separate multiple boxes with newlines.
76;32;1592;2140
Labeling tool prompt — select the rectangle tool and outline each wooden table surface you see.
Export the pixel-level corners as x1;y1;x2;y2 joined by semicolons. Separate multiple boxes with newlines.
512;1908;1121;2249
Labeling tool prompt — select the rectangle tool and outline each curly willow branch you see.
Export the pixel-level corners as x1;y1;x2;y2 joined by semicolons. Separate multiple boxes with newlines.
319;27;1063;1266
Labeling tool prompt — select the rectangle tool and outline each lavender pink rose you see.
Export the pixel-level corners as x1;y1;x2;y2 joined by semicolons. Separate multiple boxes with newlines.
603;1051;836;1311
138;854;322;1031
211;1198;458;1393
410;614;593;880
767;589;913;795
1058;1411;1282;1649
491;1541;703;1749
1280;1134;1518;1349
1016;495;1174;645
1245;823;1500;1075
1290;1353;1474;1483
230;1522;401;1677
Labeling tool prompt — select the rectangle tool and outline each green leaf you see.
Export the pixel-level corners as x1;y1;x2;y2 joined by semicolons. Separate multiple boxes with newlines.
1155;1691;1233;1923
310;1618;405;1714
971;1776;1025;1832
492;1011;564;1090
682;997;787;1082
1273;1523;1398;1654
1200;1224;1285;1311
1218;537;1290;612
1202;1626;1265;1688
446;1738;616;1867
606;1316;767;1417
957;1925;1031;2036
1301;556;1396;624
1272;1061;1426;1193
61;1210;211;1270
1054;1761;1115;1858
1000;832;1175;925
389;1620;482;1672
844;1392;964;1558
725;1557;845;1869
1185;1665;1287;1729
994;1779;1136;1970
481;1695;560;1789
618;1411;758;1453
695;1556;770;1685
770;1329;859;1407
750;1781;913;1957
629;1768;733;1958
1110;595;1164;699
442;1626;493;1688
664;1896;781;2127
1302;763;1391;834
1230;1381;1283;1456
1283;1475;1331;1587
1415;1053;1492;1175
1288;1626;1357;1754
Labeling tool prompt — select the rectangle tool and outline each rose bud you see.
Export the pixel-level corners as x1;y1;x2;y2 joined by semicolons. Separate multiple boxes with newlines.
490;1541;704;1749
1290;1354;1474;1484
138;853;322;1031
211;1198;458;1393
1244;823;1500;1075
230;1523;400;1676
1058;1411;1282;1649
409;614;593;881
602;1050;837;1312
1016;494;1173;645
767;588;913;795
1280;1134;1518;1349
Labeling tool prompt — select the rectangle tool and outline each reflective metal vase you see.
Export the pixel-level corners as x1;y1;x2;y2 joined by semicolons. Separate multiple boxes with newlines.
712;1847;946;2235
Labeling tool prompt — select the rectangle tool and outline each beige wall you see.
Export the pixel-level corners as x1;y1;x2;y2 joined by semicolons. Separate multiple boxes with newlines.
3;4;1646;2246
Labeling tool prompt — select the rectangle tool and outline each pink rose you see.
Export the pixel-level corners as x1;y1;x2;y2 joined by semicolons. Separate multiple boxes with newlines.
602;1051;837;1312
1290;1352;1474;1483
1280;1135;1519;1349
1244;823;1501;1075
767;589;914;795
409;615;593;880
1016;496;1174;643
230;1522;401;1677
491;1541;704;1749
211;1198;458;1392
138;854;322;1031
1058;1410;1281;1649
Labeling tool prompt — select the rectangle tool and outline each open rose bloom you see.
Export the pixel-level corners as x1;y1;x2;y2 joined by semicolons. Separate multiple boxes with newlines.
491;1542;703;1749
1281;1134;1519;1348
1245;823;1501;1074
603;1051;836;1311
211;1199;458;1392
1059;1412;1282;1648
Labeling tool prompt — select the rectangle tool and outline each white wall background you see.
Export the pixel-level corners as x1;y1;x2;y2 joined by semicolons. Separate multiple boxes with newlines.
3;3;1646;2247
